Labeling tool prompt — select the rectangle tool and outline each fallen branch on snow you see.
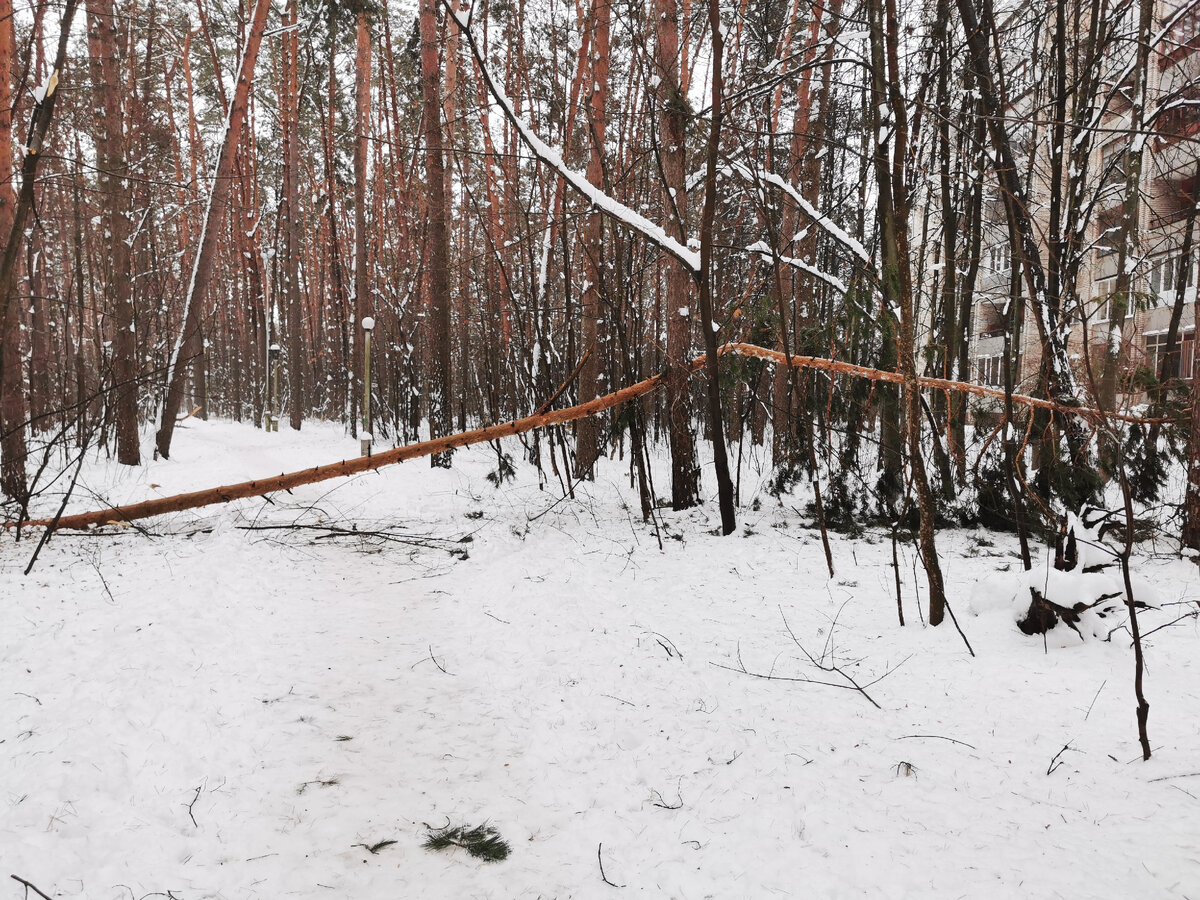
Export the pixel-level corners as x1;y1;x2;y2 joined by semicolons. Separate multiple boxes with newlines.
10;876;53;900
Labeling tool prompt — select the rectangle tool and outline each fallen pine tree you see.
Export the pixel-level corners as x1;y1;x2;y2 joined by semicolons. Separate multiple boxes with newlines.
6;343;1180;532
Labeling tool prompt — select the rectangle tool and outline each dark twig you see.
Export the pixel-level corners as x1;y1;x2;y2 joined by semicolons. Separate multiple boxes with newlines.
711;660;866;694
187;783;203;827
92;558;115;603
1047;742;1072;776
23;443;88;575
597;843;624;888
1084;680;1106;721
600;694;635;707
711;654;899;709
646;631;682;660
428;645;453;676
11;875;54;900
896;734;976;749
650;780;684;809
778;607;883;709
940;594;976;657
1138;612;1198;641
1118;471;1152;760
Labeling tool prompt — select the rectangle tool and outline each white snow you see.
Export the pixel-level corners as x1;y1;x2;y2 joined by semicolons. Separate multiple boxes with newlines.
1;420;1198;899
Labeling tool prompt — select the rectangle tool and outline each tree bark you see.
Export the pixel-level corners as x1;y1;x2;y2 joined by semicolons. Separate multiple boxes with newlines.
654;0;699;507
574;0;611;478
86;0;140;465
20;341;1158;532
282;0;304;430
0;0;24;501
698;0;736;535
421;0;453;466
1185;264;1200;550
0;0;80;502
354;8;372;438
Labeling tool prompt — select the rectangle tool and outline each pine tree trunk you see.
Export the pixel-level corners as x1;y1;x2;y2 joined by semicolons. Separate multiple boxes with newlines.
655;0;698;507
354;9;372;438
283;0;304;430
420;0;453;465
86;0;140;465
575;0;611;479
698;0;736;535
0;0;80;499
0;0;24;502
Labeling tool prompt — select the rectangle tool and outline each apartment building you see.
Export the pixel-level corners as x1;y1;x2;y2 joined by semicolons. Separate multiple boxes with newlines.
960;0;1200;405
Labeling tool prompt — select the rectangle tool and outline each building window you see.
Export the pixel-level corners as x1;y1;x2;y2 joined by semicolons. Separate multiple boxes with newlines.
1094;206;1124;258
1145;330;1195;379
1165;1;1200;50
1148;252;1196;302
1101;137;1129;191
977;300;1008;338
1009;59;1032;99
975;355;1006;387
1092;279;1115;322
986;244;1011;275
1156;83;1200;143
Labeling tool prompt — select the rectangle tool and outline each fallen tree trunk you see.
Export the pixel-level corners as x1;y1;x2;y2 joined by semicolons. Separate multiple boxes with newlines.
10;343;1180;531
20;368;675;531
723;344;1174;425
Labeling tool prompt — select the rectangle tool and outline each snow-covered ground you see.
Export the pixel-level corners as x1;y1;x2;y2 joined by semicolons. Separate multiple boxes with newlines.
2;420;1198;899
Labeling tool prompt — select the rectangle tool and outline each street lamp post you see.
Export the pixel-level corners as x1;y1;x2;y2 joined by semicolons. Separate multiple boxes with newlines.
360;317;374;456
267;343;281;432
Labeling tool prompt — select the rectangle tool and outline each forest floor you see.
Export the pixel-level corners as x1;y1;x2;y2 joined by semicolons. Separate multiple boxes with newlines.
2;420;1198;899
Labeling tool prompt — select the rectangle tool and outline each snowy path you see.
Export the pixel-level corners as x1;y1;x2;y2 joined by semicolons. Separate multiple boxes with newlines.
2;421;1198;898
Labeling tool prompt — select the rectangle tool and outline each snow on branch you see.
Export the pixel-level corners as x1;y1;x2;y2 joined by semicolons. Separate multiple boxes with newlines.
729;161;873;267
443;0;701;272
745;240;850;296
